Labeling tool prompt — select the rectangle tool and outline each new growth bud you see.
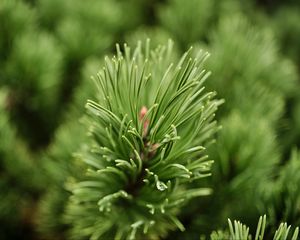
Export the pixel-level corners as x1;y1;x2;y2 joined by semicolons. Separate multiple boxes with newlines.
139;106;150;138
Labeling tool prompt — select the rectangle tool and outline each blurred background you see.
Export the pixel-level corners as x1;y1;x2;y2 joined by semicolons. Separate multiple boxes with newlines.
0;0;300;239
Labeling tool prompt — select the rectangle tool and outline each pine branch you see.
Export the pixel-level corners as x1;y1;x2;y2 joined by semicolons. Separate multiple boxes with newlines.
64;40;222;239
210;215;299;240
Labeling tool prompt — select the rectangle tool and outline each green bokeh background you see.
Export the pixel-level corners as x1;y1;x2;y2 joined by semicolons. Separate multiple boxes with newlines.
1;0;300;239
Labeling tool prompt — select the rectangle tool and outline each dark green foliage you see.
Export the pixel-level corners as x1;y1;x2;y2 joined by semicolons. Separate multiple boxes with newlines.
206;112;279;228
272;6;300;64
260;150;300;229
210;112;278;191
0;0;36;65
0;0;146;150
4;32;63;147
205;15;296;120
36;118;87;239
55;1;118;61
0;90;43;239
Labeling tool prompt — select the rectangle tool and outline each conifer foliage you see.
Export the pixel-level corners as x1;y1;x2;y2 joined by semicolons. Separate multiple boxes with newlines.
211;215;299;240
64;41;221;240
1;0;300;240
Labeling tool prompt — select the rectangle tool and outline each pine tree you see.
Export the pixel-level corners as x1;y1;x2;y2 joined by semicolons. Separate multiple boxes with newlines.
1;0;300;239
